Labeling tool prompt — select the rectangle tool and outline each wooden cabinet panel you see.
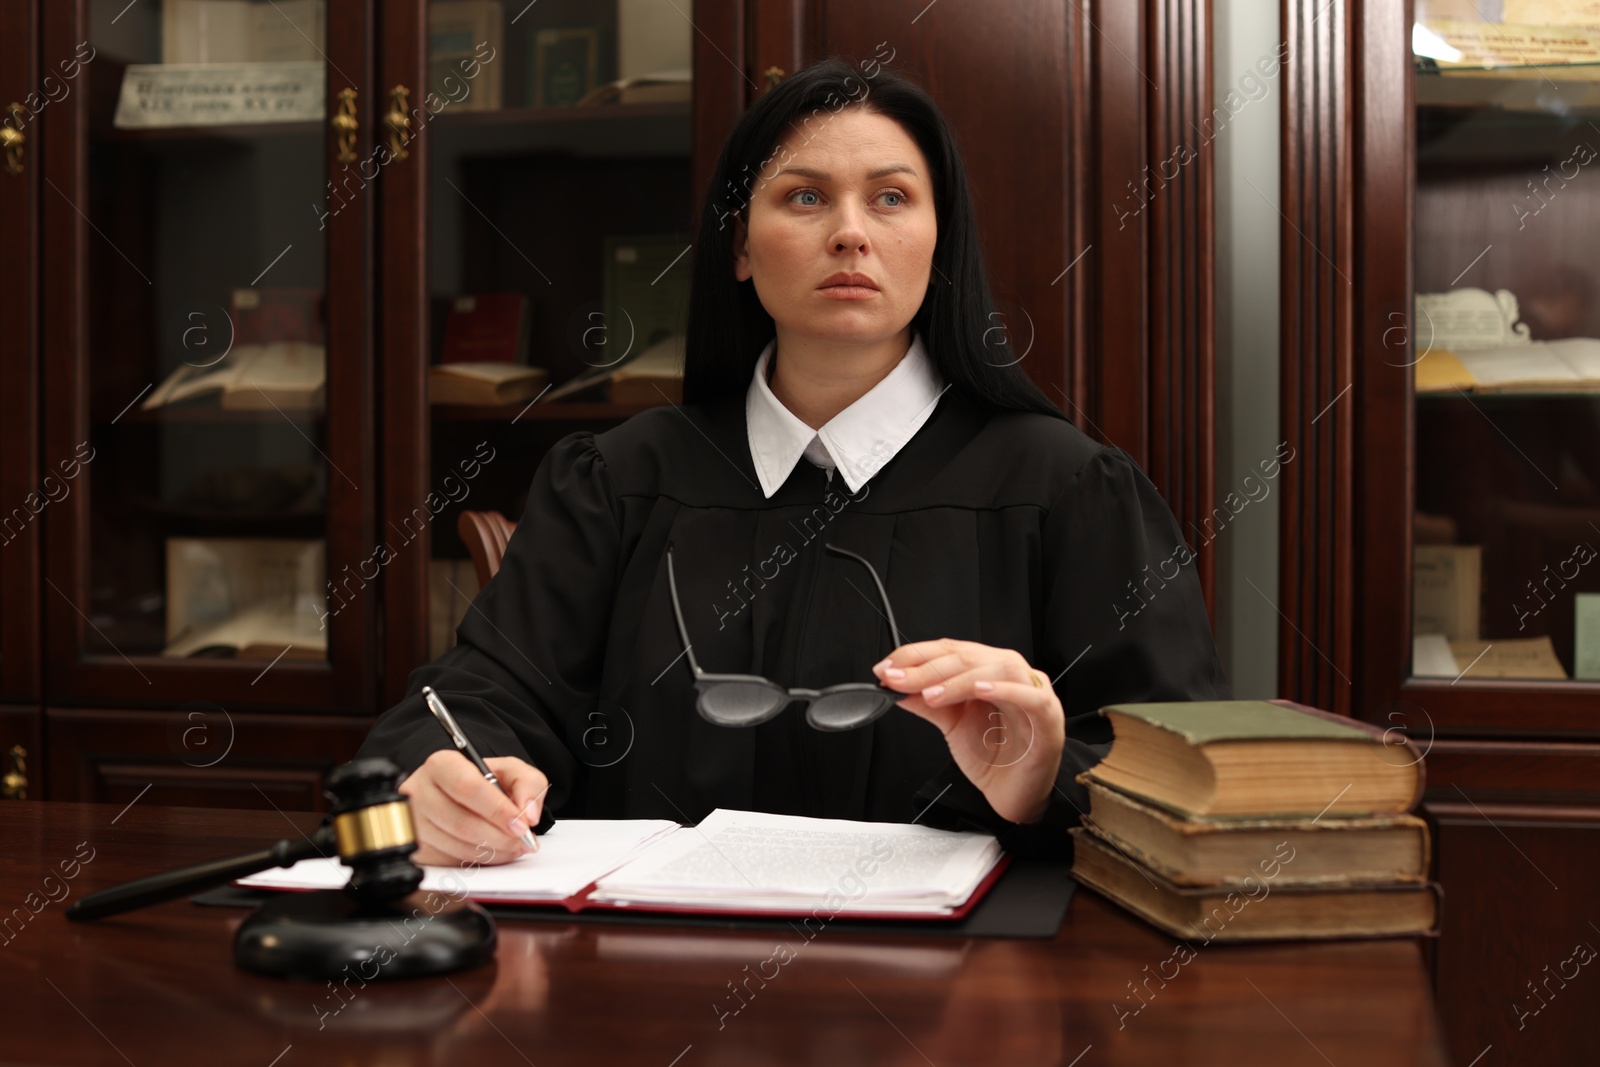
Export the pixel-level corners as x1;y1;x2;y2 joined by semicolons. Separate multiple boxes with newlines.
1412;728;1600;1062
1427;740;1600;802
46;707;371;811
0;0;41;702
1425;808;1600;1067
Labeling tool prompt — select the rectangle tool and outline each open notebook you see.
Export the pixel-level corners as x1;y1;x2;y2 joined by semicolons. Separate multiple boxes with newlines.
237;809;1009;920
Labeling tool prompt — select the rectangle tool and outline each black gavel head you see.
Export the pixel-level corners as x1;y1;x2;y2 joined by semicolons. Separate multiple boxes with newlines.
324;758;424;902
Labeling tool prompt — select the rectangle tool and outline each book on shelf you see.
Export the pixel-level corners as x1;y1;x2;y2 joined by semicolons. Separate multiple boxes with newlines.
233;287;325;345
164;537;326;659
1413;544;1482;642
1449;635;1569;679
531;27;602;106
1501;0;1600;26
142;342;326;412
1578;594;1600;680
1418;0;1600;34
516;0;619;107
441;293;530;364
1081;699;1426;820
1415;15;1600;74
238;808;1008;919
1414;287;1530;350
429;559;481;660
604;234;692;364
1414;633;1570;679
1079;778;1432;888
162;0;326;64
537;333;684;405
618;0;692;82
161;600;327;660
1069;830;1440;941
607;334;684;404
1417;338;1600;393
1412;633;1463;677
1411;287;1600;391
430;0;503;111
428;363;549;406
575;70;692;107
113;62;325;129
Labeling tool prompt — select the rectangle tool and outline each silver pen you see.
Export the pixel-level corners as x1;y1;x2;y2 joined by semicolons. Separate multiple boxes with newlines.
421;685;540;852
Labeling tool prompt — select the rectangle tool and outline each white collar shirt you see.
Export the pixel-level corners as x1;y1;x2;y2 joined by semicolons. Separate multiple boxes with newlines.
745;331;949;499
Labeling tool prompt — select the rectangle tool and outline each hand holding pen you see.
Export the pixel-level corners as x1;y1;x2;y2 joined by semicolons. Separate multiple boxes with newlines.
392;685;555;866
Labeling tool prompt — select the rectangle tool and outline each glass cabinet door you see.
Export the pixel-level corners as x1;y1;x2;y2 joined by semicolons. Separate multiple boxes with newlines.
42;0;373;709
1410;1;1600;686
380;0;695;697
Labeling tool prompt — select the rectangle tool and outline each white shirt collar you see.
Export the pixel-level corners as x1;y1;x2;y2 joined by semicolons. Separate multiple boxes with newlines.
745;330;949;499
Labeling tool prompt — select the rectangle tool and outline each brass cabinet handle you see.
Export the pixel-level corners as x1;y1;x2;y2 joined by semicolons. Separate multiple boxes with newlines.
1;103;24;177
764;66;786;89
2;745;27;800
385;85;412;161
332;86;358;164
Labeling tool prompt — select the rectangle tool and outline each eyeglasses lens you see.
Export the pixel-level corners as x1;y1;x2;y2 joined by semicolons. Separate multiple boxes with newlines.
698;682;790;726
807;689;892;731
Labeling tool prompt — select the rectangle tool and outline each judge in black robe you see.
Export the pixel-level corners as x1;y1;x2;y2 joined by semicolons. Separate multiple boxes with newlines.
355;355;1228;858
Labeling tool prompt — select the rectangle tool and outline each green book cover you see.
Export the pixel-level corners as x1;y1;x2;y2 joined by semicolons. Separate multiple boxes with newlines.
1100;700;1376;746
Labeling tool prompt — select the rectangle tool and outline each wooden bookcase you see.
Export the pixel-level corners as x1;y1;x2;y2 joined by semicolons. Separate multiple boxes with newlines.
1278;1;1600;1062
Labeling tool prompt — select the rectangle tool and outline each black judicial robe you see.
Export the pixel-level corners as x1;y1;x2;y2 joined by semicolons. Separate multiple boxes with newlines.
356;387;1230;857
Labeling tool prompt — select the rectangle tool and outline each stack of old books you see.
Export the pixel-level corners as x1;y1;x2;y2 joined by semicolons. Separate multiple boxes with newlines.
1071;699;1438;941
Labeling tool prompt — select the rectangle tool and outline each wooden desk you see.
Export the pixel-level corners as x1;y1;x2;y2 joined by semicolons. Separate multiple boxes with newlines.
1;802;1449;1066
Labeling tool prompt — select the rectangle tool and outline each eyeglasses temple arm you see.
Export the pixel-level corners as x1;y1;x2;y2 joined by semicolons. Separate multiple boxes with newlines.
823;543;904;649
664;543;703;676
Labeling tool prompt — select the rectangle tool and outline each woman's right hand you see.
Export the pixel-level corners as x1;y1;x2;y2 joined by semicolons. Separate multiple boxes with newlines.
397;749;550;867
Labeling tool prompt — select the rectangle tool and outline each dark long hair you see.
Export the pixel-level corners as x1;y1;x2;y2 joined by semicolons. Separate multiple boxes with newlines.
681;56;1067;422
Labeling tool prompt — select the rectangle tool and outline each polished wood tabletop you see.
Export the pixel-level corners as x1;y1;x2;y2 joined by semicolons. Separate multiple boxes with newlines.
0;802;1449;1066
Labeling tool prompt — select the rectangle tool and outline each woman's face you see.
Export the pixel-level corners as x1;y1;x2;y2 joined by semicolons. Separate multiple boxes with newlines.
733;107;937;349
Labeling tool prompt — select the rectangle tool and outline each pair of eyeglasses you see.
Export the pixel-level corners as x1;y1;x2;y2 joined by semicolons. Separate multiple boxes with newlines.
665;540;905;731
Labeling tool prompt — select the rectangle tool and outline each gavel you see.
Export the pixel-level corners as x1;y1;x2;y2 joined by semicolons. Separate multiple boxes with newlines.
66;757;495;980
67;758;422;919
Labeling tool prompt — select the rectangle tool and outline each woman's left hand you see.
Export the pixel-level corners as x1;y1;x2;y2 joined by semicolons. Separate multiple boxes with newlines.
873;639;1066;824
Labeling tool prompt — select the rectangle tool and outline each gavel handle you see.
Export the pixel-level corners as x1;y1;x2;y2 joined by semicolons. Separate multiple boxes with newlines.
66;827;337;922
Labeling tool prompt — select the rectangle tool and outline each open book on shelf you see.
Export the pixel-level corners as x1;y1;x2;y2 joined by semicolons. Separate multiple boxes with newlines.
1417;338;1600;393
142;343;326;411
538;333;685;405
576;69;692;106
161;600;327;659
163;537;327;659
1413;287;1600;393
237;808;1008;919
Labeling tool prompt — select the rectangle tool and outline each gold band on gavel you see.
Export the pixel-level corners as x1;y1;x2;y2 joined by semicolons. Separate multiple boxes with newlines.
332;801;417;857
